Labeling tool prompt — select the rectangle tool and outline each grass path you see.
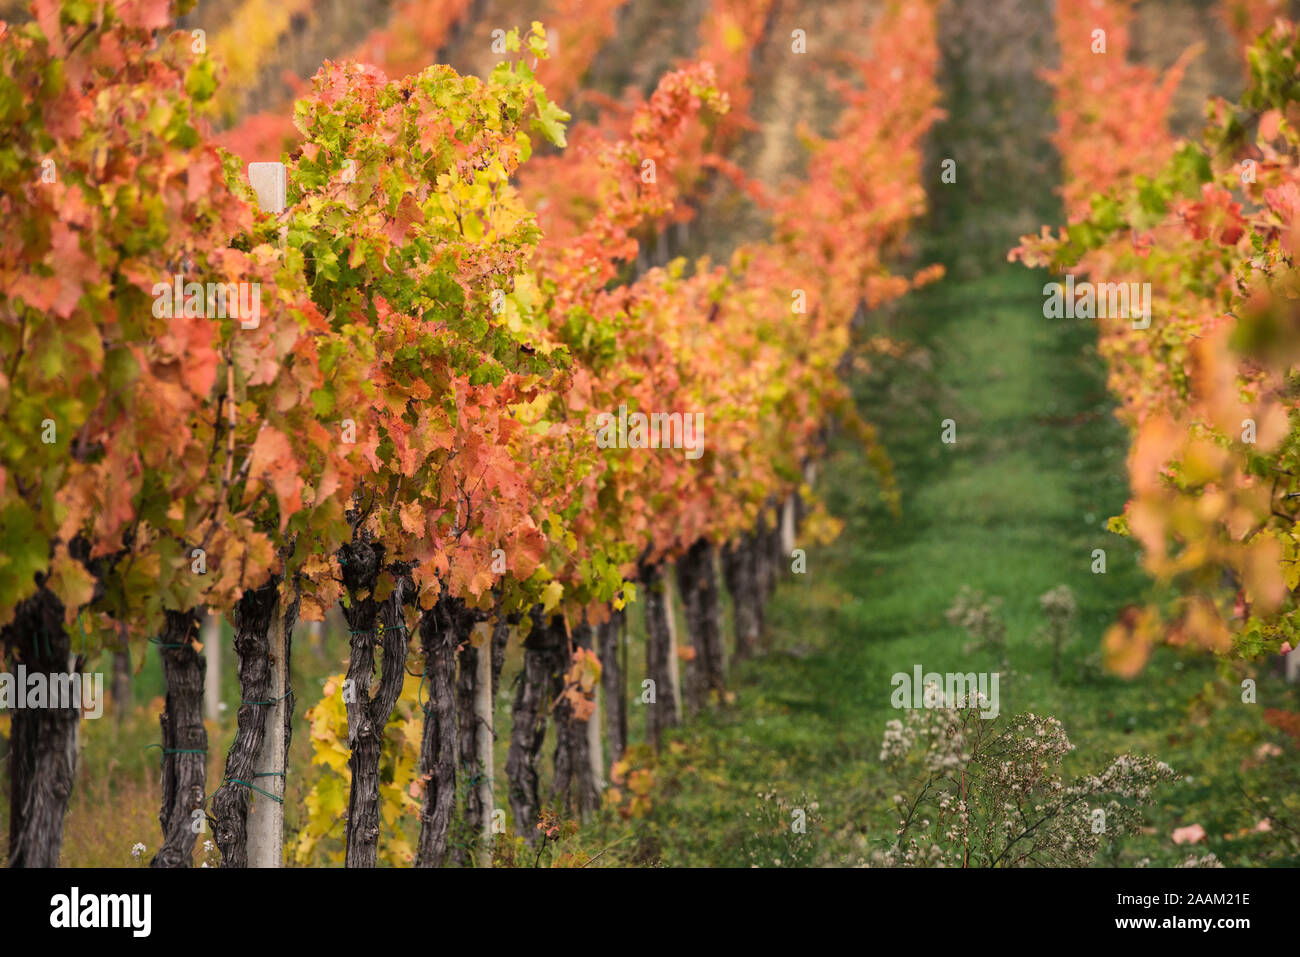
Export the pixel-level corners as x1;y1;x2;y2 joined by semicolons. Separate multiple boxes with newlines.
611;266;1296;867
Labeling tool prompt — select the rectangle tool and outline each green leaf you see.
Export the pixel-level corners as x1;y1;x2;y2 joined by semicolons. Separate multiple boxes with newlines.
531;91;569;148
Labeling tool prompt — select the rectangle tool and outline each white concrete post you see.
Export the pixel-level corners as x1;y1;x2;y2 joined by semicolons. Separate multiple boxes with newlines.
245;161;288;868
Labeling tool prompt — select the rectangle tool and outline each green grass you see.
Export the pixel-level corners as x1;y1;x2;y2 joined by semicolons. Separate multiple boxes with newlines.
583;265;1300;867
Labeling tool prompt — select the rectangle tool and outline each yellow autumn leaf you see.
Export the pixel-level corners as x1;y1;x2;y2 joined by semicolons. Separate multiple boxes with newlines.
48;545;96;627
541;579;564;614
1282;532;1300;591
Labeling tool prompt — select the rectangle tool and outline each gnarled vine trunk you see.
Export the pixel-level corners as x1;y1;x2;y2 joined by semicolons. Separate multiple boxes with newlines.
766;507;787;594
506;611;566;842
677;539;726;713
722;536;762;663
754;512;778;601
339;542;413;868
642;563;680;750
552;617;600;818
489;614;510;698
452;613;476;868
150;608;207;868
597;608;627;761
421;596;474;868
211;577;280;867
111;642;131;724
3;584;79;868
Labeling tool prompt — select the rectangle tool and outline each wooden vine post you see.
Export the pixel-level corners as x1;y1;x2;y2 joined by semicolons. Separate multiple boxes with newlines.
203;611;221;722
665;575;683;726
473;622;494;866
245;161;288;868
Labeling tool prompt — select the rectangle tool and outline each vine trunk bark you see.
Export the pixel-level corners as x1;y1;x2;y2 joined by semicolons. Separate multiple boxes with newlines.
552;617;600;818
452;609;476;867
340;542;412;868
643;563;680;750
597;608;627;761
489;614;510;697
3;584;80;868
767;508;786;595
211;577;280;867
150;608;207;868
676;539;726;713
111;643;131;724
721;535;763;663
506;611;566;842
754;512;779;601
420;596;474;868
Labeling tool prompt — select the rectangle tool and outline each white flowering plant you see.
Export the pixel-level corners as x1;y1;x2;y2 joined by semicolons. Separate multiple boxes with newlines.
945;587;1007;659
872;685;1178;867
741;789;824;868
1037;584;1078;683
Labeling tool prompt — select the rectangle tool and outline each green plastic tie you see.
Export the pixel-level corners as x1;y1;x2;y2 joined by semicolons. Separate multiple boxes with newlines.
242;688;293;705
144;744;208;762
225;778;283;804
